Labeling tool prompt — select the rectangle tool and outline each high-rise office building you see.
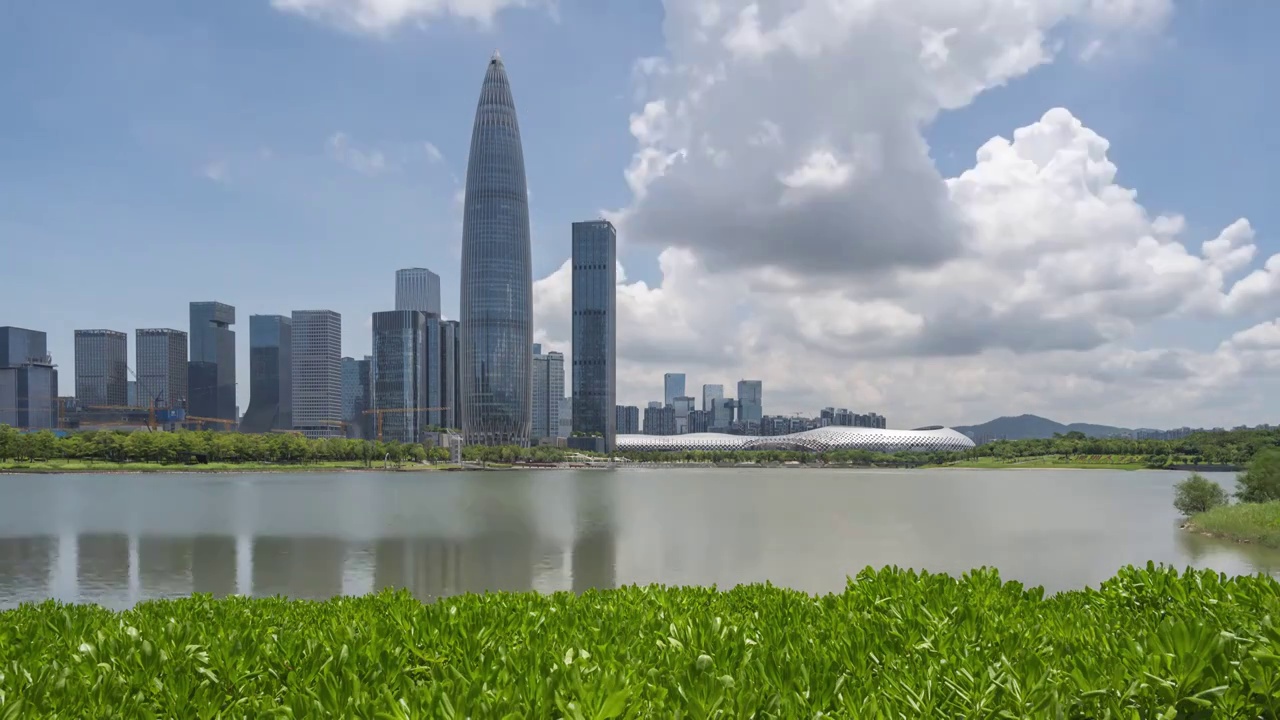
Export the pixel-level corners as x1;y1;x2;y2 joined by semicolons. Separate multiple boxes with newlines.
615;405;640;435
189;302;237;422
642;404;676;436
371;310;428;444
0;327;57;429
737;379;763;425
423;315;443;428
558;396;573;439
663;373;686;408
135;328;187;410
459;51;533;447
702;384;724;412
241;315;292;433
73;329;127;408
395;268;441;316
340;356;370;436
672;395;695;434
439;320;460;430
291;310;342;438
531;347;564;441
711;397;735;430
571;219;617;450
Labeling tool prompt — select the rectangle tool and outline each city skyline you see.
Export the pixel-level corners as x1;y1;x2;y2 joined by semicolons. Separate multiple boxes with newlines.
3;2;1279;430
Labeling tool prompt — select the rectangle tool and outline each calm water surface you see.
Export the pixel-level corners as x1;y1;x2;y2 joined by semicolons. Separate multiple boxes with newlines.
1;468;1277;609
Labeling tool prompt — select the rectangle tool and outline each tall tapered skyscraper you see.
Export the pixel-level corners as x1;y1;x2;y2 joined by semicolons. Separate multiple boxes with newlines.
459;51;533;447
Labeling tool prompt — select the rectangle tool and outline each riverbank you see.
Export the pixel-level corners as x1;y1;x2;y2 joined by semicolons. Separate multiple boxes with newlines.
1184;501;1280;548
0;460;461;474
1;565;1274;717
930;454;1242;471
0;456;1241;474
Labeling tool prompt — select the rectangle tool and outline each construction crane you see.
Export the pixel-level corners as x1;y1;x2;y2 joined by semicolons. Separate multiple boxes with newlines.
184;415;237;431
361;407;449;442
78;405;156;432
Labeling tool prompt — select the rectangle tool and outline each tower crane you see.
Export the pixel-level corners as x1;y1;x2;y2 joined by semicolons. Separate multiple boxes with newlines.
361;407;450;442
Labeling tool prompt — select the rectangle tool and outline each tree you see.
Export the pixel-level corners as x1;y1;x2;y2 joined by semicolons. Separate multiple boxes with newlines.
1173;473;1228;516
1235;447;1280;503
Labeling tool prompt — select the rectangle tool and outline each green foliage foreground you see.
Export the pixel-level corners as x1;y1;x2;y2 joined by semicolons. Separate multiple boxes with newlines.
5;565;1280;717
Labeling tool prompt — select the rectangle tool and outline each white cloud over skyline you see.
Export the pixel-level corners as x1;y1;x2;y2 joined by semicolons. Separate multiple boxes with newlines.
272;0;1276;429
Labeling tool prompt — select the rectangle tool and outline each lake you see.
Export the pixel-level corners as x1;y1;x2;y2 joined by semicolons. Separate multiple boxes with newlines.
1;467;1277;609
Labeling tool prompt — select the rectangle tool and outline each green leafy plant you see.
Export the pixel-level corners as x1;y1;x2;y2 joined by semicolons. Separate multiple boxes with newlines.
1174;472;1229;515
3;564;1280;716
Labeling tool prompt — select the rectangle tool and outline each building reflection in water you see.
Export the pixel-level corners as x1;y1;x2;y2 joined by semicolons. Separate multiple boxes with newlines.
136;536;192;600
77;533;130;604
252;537;346;600
0;536;55;605
571;474;617;594
192;536;238;596
0;475;623;609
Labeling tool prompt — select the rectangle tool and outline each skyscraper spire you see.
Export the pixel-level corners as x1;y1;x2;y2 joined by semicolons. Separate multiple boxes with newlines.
458;53;533;447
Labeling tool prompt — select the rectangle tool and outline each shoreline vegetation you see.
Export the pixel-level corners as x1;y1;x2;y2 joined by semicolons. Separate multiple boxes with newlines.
3;565;1279;716
1175;451;1280;548
1;424;1275;474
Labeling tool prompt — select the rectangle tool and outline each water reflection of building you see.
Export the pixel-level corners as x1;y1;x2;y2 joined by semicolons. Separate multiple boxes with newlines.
0;536;55;600
137;536;192;598
571;475;617;594
77;533;130;594
252;537;346;600
192;536;237;596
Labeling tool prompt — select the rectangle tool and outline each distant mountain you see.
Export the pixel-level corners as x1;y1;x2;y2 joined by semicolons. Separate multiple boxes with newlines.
952;414;1130;441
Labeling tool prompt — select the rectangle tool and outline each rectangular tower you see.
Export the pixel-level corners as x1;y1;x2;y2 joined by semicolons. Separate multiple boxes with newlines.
737;379;763;425
135;328;188;410
615;405;640;435
531;348;564;441
571;219;617;450
395;268;441;317
371;310;427;443
74;329;128;407
241;316;291;433
439;320;460;430
291;310;342;438
0;327;57;429
188;302;237;422
663;373;685;408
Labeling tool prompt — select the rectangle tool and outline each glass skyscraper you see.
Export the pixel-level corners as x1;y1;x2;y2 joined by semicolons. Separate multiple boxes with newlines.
188;302;237;422
571;220;616;449
395;268;441;316
459;51;533;447
371;310;428;444
73;329;127;408
135;329;187;410
241;315;291;433
663;373;685;408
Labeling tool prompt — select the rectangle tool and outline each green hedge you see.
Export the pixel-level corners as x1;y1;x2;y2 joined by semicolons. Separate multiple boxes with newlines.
3;564;1280;717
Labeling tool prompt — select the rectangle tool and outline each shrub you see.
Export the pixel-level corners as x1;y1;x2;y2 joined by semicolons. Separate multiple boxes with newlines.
3;565;1280;717
1173;472;1229;515
1237;447;1280;503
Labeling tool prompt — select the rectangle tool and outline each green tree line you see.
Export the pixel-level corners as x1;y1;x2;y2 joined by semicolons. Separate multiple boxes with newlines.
3;424;1277;468
0;427;446;466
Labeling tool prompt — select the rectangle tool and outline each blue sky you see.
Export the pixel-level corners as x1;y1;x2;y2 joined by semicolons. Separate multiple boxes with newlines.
2;0;1278;427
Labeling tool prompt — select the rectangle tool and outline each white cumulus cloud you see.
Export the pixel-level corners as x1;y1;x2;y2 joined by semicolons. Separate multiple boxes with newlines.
270;0;536;32
530;0;1274;428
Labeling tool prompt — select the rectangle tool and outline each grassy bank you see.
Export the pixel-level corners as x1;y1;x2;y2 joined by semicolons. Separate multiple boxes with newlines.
1187;500;1280;548
0;459;456;473
2;565;1278;716
930;454;1152;470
